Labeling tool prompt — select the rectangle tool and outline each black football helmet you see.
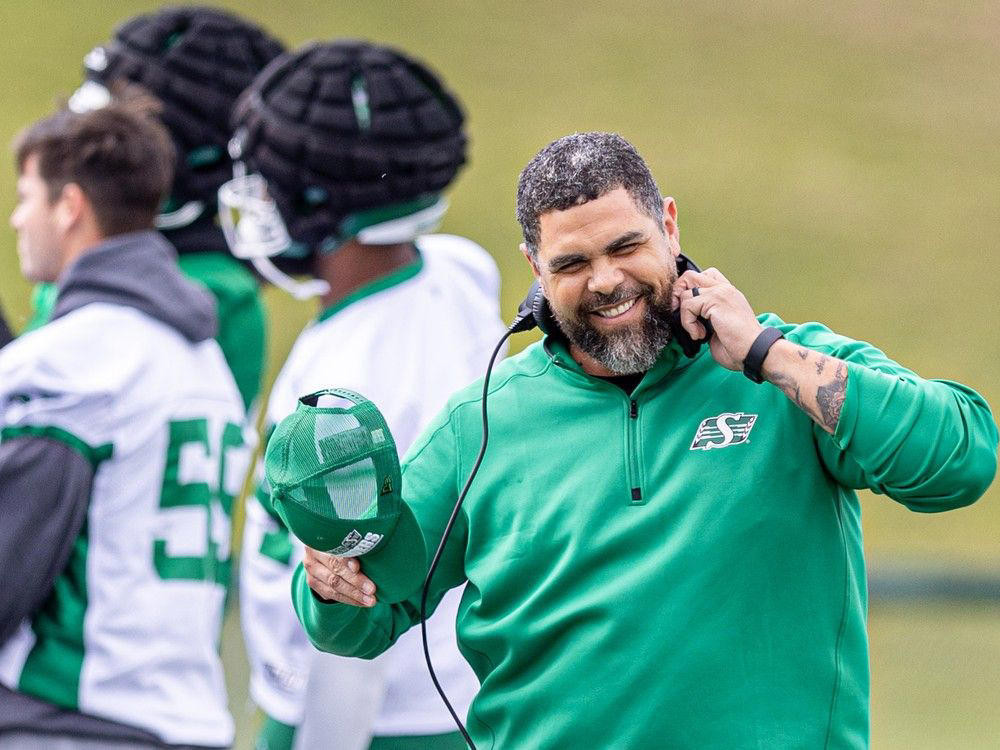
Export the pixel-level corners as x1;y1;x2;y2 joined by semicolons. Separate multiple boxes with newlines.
218;40;467;296
70;6;284;231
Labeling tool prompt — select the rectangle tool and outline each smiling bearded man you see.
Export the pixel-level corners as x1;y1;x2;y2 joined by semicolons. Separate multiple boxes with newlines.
515;134;683;376
292;130;997;750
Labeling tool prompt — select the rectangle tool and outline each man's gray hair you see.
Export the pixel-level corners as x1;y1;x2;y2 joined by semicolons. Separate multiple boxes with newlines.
516;132;664;257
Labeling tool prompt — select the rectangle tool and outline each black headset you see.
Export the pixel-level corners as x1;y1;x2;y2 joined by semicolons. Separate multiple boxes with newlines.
420;253;713;749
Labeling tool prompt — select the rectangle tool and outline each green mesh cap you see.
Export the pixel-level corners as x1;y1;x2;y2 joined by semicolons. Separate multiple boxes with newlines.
265;388;426;603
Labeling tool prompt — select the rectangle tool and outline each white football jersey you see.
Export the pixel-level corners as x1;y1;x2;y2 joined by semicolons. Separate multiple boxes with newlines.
0;303;248;747
241;234;505;742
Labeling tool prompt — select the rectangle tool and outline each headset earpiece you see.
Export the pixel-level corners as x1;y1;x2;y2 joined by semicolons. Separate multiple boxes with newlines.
512;280;555;334
675;252;699;276
530;283;556;335
670;252;714;357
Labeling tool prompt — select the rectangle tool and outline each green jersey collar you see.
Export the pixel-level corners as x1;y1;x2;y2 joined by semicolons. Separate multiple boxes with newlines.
316;253;424;323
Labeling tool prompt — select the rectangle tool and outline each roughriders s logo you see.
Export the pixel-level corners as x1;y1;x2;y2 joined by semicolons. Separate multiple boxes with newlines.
328;529;384;557
690;412;758;450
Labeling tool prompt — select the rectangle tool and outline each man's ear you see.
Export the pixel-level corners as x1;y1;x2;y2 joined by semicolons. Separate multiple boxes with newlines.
520;242;542;280
662;197;680;256
54;183;87;235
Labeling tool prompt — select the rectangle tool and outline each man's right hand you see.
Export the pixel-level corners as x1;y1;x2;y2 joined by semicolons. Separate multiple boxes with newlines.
303;546;377;607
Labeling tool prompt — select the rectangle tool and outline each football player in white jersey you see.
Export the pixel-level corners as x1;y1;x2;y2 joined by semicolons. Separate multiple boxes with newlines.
221;41;505;750
0;97;249;747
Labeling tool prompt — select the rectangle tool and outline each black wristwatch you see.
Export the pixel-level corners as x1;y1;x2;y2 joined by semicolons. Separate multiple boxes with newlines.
742;327;785;384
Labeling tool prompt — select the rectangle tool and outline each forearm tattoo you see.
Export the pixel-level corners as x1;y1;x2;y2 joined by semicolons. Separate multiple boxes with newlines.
815;359;847;431
767;352;847;433
769;370;823;425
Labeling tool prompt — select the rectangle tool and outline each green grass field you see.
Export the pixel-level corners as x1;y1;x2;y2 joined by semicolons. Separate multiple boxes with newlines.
1;2;999;747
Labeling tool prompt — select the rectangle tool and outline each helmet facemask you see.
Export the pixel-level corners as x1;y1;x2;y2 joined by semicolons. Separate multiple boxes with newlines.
218;131;330;299
223;40;467;300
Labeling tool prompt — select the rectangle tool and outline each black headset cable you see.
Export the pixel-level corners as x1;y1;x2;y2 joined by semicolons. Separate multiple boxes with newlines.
420;311;535;749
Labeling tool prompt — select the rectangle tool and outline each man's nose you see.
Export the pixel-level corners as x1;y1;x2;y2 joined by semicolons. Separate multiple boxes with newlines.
587;257;625;295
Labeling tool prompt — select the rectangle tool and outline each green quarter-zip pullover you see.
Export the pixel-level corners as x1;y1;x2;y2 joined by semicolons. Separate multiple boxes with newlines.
294;314;997;749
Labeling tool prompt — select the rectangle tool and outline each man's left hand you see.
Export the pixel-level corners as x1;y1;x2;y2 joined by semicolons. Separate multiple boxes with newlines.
672;267;764;370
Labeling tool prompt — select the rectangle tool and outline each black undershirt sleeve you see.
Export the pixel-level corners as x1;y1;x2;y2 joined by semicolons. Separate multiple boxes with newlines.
0;436;93;646
0;438;175;745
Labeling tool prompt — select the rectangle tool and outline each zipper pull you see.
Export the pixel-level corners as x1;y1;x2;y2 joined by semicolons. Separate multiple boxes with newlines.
629;399;638;419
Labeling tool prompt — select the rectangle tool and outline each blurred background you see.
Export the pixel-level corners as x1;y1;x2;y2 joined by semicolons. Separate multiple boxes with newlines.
0;1;997;747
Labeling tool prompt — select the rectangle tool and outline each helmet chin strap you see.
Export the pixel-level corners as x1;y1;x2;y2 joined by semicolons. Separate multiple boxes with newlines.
218;173;332;300
217;140;331;300
249;256;330;300
156;200;206;230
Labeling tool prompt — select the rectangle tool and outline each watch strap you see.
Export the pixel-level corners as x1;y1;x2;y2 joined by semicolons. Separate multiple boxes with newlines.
742;326;785;384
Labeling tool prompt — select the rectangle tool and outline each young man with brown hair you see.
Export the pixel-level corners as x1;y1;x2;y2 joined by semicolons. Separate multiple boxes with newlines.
0;100;248;749
23;6;284;412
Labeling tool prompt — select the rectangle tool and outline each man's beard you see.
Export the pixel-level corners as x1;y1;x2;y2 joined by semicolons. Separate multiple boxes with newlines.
552;281;675;374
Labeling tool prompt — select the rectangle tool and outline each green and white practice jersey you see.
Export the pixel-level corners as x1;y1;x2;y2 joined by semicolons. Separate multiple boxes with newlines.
0;301;249;746
241;234;504;745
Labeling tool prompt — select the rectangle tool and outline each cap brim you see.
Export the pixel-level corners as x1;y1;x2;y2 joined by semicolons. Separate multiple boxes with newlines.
274;498;428;604
359;500;427;604
275;495;427;605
